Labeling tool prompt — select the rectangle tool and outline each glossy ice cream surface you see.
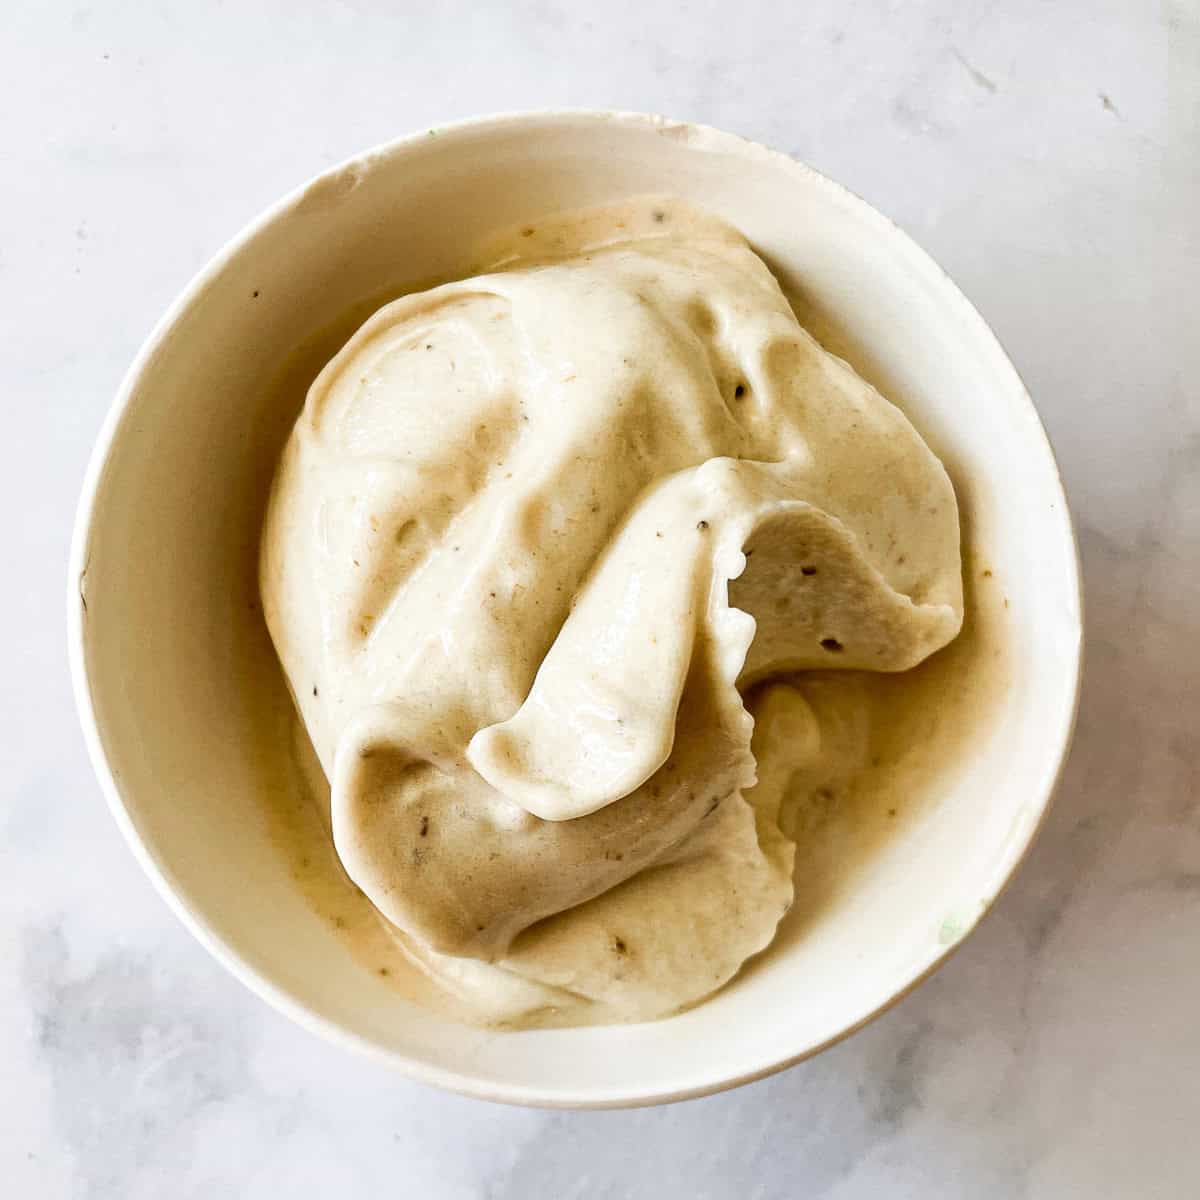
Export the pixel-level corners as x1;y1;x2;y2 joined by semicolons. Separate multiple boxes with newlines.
260;200;963;1026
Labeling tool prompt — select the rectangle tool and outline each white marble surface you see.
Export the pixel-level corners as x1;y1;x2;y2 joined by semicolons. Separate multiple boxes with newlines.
2;1;1196;1195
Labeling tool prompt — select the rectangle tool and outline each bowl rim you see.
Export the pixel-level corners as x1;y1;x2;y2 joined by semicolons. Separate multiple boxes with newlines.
67;107;1084;1109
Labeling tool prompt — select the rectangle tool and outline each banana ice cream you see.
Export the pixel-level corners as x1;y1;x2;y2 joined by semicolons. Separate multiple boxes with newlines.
260;200;963;1026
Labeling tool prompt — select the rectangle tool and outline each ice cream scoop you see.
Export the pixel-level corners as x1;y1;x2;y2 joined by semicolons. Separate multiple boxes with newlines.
260;199;963;1024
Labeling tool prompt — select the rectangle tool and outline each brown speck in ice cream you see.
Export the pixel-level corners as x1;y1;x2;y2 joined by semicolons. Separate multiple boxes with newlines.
820;637;844;652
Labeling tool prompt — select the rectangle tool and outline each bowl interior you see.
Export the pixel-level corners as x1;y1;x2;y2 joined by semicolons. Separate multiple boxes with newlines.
72;112;1080;1106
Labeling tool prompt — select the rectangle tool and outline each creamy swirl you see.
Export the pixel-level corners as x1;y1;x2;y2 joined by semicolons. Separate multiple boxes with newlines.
260;200;962;1025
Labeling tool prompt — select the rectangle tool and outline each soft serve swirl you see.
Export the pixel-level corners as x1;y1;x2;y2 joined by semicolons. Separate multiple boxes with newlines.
260;200;963;1025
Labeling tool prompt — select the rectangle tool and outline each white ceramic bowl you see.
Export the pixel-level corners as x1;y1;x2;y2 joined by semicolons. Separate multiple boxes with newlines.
69;111;1082;1108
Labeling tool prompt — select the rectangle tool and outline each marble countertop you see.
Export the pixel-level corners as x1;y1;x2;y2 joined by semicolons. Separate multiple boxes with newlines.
3;1;1195;1195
